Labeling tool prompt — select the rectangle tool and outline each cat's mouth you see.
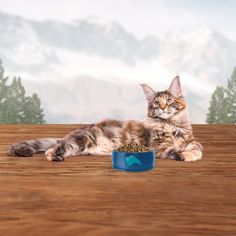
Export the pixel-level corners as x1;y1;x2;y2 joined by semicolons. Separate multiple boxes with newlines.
150;110;174;119
159;113;172;119
154;111;173;119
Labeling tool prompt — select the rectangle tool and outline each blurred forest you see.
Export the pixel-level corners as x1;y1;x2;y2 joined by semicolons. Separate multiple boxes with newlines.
206;68;236;124
0;60;45;124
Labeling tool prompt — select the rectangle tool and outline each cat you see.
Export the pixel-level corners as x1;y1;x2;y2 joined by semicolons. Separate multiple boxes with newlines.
9;76;203;162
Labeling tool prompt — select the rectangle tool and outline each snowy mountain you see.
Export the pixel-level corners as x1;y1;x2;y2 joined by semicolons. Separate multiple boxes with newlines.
0;11;236;123
0;12;158;67
159;27;236;85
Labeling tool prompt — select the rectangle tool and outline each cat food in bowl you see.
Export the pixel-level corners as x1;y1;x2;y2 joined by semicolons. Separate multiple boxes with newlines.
112;142;155;172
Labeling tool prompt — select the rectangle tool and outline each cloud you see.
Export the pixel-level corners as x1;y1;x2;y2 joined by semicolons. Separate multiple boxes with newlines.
0;0;235;40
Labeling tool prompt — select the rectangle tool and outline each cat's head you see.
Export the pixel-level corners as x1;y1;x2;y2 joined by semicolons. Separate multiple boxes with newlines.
140;76;186;120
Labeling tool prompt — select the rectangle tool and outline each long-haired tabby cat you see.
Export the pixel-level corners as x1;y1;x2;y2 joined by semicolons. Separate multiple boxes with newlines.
9;76;202;162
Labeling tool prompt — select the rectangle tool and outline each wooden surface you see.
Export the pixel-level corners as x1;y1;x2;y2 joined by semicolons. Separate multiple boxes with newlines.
0;125;235;236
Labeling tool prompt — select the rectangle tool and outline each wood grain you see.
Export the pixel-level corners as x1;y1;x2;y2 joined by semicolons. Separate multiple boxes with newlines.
0;125;235;236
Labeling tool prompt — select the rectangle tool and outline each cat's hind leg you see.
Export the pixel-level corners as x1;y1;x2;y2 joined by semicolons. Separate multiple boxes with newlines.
9;138;60;157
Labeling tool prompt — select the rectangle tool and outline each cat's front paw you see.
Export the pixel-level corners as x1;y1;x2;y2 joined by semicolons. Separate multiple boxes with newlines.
45;143;65;162
180;150;202;162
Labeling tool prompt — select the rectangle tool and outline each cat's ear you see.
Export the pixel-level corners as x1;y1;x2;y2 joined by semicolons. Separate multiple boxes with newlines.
140;84;156;103
168;76;183;98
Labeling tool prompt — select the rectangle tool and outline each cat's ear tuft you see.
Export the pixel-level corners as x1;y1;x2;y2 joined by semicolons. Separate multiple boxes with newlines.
168;76;183;98
140;84;156;103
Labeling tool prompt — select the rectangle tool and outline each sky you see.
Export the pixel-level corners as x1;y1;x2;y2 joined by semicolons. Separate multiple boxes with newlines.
0;0;236;40
0;0;235;123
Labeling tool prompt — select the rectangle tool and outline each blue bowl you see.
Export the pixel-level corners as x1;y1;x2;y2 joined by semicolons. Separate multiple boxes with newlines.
112;150;155;172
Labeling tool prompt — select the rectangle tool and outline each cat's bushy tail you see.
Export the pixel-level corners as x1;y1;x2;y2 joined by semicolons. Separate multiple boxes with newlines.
9;138;61;157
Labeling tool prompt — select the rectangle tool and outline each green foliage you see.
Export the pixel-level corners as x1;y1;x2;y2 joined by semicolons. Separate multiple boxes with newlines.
0;60;46;124
206;68;236;124
23;94;45;124
225;68;236;123
0;60;8;108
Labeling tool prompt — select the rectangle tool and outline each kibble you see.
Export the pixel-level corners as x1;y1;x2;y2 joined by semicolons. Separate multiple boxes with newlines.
114;141;151;152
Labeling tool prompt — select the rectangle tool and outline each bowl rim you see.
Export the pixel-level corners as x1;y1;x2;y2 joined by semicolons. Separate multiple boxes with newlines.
112;149;155;154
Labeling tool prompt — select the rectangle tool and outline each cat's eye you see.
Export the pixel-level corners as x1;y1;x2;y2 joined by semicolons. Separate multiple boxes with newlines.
154;101;159;106
166;98;173;104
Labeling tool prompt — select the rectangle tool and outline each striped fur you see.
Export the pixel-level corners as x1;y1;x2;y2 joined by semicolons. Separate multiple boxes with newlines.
9;76;203;162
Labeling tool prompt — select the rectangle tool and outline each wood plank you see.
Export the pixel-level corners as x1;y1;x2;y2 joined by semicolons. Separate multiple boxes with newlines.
0;125;235;235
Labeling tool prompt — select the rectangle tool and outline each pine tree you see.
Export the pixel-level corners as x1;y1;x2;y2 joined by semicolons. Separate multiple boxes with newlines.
0;60;7;94
206;86;227;124
23;94;45;124
206;67;236;124
225;68;236;124
2;77;26;123
0;60;9;121
0;60;46;124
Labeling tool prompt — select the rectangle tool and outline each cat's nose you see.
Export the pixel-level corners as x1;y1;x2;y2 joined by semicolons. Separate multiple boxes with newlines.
159;105;166;110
